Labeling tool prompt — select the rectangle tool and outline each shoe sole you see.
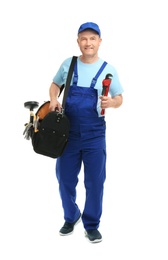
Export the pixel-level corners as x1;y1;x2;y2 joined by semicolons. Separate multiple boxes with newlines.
84;231;103;243
59;216;81;236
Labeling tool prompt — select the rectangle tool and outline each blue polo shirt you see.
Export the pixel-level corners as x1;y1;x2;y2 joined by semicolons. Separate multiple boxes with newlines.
53;56;124;116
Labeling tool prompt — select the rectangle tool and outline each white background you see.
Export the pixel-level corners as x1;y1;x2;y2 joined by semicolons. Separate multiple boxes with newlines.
0;0;168;259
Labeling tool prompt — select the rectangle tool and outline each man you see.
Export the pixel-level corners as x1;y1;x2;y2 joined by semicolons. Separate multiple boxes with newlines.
49;22;123;243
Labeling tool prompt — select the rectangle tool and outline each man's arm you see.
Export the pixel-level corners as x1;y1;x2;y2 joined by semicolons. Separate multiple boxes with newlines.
110;94;123;108
49;82;62;111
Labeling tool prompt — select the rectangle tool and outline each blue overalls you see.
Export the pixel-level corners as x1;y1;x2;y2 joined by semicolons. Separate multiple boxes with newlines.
56;61;107;230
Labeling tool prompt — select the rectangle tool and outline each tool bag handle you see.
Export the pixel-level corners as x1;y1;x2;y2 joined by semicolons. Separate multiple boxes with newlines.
62;56;78;110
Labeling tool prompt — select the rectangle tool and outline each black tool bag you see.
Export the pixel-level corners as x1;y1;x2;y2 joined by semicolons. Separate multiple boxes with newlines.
31;103;70;158
23;56;77;158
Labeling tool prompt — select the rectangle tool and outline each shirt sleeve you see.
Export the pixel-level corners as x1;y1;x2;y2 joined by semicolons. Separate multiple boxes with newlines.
109;68;124;97
53;57;72;86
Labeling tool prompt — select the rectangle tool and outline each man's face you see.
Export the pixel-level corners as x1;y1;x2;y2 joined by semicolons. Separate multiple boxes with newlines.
77;30;102;58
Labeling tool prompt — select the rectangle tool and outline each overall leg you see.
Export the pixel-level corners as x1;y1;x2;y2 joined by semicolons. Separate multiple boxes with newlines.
82;145;106;230
56;142;82;223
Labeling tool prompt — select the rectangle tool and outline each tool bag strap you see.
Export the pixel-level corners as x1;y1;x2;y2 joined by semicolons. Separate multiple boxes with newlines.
62;56;78;109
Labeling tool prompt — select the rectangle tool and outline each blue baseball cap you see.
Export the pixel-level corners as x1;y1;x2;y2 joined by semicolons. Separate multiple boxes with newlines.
78;22;101;36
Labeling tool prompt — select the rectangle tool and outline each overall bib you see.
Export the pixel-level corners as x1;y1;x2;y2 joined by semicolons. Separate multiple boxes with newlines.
56;61;107;230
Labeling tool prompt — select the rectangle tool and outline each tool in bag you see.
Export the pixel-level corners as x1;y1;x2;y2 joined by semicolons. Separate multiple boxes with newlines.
23;55;77;158
101;73;113;115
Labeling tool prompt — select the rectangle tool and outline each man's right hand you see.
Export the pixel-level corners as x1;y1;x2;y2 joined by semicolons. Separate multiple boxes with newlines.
49;99;62;112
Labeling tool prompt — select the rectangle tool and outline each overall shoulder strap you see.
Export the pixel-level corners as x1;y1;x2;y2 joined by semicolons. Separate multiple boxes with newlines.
62;56;77;109
90;61;107;88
